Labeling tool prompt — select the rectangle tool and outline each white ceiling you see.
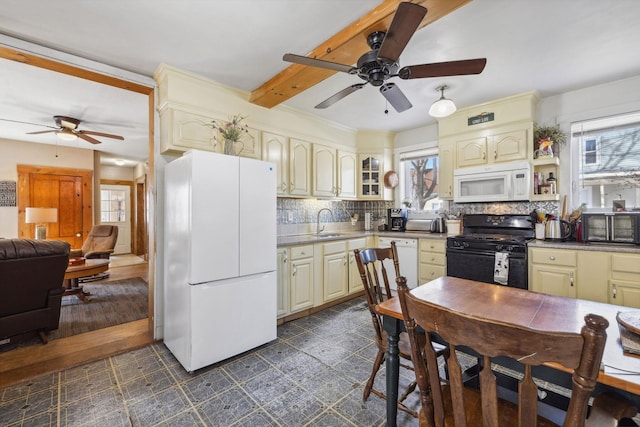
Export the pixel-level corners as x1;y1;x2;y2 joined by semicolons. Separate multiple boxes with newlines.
1;0;640;162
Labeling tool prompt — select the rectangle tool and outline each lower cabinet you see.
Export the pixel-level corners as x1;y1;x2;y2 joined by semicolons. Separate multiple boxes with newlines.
529;247;577;298
347;238;367;293
419;239;446;283
276;248;289;318
321;241;348;303
610;253;640;308
289;245;314;313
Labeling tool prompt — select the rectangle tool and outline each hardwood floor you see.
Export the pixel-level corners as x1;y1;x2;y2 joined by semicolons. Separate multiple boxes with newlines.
0;258;155;388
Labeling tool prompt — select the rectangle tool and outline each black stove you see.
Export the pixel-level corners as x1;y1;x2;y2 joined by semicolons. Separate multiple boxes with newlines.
446;214;534;289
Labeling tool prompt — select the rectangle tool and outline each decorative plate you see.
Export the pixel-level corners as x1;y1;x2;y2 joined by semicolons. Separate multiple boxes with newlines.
384;170;399;189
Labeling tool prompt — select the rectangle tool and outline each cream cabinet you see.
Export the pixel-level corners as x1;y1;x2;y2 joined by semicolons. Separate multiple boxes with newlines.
456;127;529;168
289;245;314;313
276;248;289;318
347;238;367;293
313;144;337;198
576;250;609;303
337;150;357;199
529;247;577;298
321;240;349;303
159;108;216;155
609;253;640;308
358;153;383;199
262;133;311;197
438;140;455;200
419;239;446;283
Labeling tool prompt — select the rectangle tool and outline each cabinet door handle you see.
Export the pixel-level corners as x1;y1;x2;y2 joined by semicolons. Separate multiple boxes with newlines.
283;254;288;263
493;150;497;160
343;256;347;265
612;283;617;299
281;182;287;192
549;256;555;261
482;151;486;160
570;272;574;287
292;265;297;276
290;182;294;192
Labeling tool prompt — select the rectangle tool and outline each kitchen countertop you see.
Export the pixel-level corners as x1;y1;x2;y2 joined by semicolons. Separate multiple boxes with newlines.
277;230;448;247
527;239;640;254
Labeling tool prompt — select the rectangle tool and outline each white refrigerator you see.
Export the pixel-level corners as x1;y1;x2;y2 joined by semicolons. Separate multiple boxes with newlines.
164;149;277;372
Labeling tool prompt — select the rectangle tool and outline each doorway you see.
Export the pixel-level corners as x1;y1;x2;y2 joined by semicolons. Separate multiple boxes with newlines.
100;182;133;255
0;45;156;385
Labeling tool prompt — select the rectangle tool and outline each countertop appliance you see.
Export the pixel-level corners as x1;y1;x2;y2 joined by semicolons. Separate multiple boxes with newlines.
453;161;530;203
405;210;446;233
446;214;534;289
388;208;407;231
545;218;572;240
378;236;418;291
164;150;277;372
581;211;640;245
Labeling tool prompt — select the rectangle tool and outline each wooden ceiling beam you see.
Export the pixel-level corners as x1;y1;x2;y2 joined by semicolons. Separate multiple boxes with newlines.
249;0;472;109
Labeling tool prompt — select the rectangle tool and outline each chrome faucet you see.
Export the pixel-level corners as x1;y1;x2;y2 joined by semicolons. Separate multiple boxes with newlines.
316;208;334;235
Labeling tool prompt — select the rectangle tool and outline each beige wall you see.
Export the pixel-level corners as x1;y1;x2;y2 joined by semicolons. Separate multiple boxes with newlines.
0;138;93;238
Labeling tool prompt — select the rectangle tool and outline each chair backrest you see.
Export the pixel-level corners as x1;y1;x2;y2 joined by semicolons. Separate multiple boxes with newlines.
82;224;118;254
0;239;70;317
353;242;401;345
397;276;609;427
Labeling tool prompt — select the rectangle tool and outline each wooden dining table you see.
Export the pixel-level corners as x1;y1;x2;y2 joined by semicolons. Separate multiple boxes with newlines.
376;276;640;426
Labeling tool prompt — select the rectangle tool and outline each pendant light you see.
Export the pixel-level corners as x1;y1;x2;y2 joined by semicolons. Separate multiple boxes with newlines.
429;85;457;118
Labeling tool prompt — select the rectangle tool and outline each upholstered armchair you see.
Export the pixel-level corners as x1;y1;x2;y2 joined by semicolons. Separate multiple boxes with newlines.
0;238;70;344
70;224;118;259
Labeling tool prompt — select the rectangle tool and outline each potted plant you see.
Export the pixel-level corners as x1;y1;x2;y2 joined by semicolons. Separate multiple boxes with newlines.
534;124;567;158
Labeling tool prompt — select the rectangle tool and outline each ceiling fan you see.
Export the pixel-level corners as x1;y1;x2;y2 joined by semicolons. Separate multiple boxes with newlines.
283;2;487;112
24;115;124;144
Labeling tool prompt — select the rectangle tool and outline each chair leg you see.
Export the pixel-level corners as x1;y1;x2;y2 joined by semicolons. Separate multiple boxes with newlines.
363;349;385;401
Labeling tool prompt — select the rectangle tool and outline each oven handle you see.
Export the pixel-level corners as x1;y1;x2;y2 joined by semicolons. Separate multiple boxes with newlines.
446;248;526;259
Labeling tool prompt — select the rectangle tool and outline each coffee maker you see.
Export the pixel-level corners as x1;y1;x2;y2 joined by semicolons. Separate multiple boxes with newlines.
388;208;407;231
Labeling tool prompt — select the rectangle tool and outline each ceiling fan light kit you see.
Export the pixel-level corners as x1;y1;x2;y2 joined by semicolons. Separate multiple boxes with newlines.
56;129;78;141
283;2;486;114
429;85;457;118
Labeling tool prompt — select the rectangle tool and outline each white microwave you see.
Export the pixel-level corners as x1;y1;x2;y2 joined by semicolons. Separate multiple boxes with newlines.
453;161;530;203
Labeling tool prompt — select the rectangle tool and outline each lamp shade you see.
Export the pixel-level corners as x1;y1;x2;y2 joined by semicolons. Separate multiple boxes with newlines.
429;85;457;118
25;207;58;224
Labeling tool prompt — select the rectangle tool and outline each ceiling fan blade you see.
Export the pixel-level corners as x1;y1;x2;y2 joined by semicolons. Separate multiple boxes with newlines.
26;130;57;135
0;118;57;129
283;53;356;74
76;133;102;145
78;130;124;140
315;84;366;109
380;82;412;113
399;58;487;79
377;2;427;63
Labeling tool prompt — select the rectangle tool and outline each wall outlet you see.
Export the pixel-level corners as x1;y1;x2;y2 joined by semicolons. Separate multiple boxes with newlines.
287;211;294;222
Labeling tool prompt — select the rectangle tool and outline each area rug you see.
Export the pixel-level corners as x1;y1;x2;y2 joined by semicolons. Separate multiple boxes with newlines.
0;277;148;352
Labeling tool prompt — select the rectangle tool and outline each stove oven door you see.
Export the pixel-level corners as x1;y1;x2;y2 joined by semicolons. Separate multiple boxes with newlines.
446;248;528;290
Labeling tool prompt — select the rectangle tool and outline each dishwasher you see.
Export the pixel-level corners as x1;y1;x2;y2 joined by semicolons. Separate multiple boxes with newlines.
377;236;418;291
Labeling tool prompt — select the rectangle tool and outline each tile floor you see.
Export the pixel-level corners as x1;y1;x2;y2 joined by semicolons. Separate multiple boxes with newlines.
0;298;422;427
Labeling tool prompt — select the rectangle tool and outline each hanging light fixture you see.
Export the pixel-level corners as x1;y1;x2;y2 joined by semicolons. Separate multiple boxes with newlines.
429;85;457;118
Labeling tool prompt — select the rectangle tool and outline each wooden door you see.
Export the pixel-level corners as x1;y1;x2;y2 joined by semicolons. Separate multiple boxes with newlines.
30;173;83;247
18;165;92;248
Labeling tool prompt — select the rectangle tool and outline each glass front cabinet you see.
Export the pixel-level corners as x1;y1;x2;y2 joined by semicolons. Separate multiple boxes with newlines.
358;154;382;199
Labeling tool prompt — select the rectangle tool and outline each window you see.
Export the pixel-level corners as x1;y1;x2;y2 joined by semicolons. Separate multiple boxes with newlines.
572;112;640;209
583;138;598;165
101;189;126;222
398;148;442;210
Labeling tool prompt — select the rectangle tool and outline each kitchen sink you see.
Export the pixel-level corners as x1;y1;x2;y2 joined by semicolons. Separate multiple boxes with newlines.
316;233;345;238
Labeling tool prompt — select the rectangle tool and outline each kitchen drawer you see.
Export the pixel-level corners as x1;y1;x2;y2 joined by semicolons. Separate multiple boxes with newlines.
420;252;446;266
530;248;576;267
420;265;446;282
347;238;367;250
290;245;314;260
419;239;446;253
611;253;640;280
323;240;346;255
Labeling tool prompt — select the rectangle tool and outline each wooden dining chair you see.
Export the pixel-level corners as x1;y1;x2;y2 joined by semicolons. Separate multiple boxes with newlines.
396;276;638;427
354;242;447;418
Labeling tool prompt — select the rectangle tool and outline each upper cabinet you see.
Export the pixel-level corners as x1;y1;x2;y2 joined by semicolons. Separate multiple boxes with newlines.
438;139;455;200
159;108;216;155
262;132;312;197
455;126;529;168
358;153;382;199
312;145;357;199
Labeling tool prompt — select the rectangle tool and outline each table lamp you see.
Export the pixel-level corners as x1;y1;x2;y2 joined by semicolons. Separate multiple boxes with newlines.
25;207;58;240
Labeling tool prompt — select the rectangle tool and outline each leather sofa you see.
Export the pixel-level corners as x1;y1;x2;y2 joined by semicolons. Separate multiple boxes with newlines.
0;238;70;345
